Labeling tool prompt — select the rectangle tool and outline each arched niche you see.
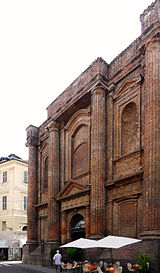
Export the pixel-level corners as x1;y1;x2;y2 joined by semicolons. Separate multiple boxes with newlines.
43;156;48;190
72;125;89;178
121;102;139;156
64;107;90;182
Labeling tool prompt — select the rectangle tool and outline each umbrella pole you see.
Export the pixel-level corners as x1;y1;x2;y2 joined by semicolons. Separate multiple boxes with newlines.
110;249;113;263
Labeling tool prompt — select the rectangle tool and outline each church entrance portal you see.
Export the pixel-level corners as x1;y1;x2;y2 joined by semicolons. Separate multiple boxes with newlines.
70;214;86;241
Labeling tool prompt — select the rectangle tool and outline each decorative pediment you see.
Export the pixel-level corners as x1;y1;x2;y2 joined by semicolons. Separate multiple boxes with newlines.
56;180;89;201
113;76;142;99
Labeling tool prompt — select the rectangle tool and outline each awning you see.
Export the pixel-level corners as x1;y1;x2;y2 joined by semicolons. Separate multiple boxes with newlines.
0;240;9;247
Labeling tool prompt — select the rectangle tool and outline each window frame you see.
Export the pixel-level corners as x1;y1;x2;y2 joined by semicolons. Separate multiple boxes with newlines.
24;196;27;210
3;171;7;183
2;221;7;231
24;170;28;183
2;196;7;210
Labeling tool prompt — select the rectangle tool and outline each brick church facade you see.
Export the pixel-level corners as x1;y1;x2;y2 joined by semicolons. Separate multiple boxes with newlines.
23;1;160;271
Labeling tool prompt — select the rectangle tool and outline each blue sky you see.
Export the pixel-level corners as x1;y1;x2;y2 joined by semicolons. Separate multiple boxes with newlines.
0;0;153;160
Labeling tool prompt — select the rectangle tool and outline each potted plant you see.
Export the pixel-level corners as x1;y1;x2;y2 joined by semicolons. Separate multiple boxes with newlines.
136;253;152;272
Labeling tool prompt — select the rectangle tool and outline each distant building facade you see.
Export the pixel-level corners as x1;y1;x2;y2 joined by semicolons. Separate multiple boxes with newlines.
0;154;28;260
24;1;160;271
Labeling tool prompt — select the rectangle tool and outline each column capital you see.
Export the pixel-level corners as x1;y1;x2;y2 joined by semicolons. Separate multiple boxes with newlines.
91;83;107;96
46;119;59;133
139;31;160;54
108;82;115;93
26;125;38;147
146;33;160;48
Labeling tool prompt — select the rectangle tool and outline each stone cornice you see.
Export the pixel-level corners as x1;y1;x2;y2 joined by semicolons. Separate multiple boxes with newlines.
47;61;108;121
106;168;143;188
35;202;48;209
46;74;108;123
139;25;160;51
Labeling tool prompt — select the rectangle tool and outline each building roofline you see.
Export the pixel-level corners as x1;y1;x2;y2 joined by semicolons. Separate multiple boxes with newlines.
0;155;28;165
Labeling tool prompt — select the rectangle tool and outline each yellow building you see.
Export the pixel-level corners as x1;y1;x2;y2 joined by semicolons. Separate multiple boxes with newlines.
0;154;28;260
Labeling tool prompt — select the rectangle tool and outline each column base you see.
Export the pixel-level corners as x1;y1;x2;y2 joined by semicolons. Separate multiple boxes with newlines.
89;233;104;240
140;230;160;240
26;240;38;244
25;241;38;253
46;240;60;245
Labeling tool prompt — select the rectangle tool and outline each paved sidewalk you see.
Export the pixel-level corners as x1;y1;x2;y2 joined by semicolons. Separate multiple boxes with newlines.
0;260;57;273
20;263;69;273
18;263;56;273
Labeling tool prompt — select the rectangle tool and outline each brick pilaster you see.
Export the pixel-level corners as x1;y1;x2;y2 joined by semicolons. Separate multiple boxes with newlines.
61;211;67;244
86;206;90;238
106;86;114;183
26;125;38;243
90;85;106;238
142;36;160;238
47;120;60;243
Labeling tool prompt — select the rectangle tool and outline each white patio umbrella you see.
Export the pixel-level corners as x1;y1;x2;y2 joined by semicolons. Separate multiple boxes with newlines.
60;238;98;249
60;236;141;261
96;235;141;261
97;235;141;249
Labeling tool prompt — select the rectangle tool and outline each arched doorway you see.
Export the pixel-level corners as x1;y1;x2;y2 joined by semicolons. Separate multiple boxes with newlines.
70;214;86;241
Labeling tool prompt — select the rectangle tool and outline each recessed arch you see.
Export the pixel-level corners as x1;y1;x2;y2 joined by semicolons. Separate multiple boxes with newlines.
72;125;89;178
121;102;139;156
43;156;48;190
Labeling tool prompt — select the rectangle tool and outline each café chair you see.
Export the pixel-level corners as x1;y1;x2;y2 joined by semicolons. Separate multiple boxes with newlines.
61;262;67;270
96;266;104;273
127;263;136;272
113;264;118;269
72;261;78;268
94;263;99;270
114;266;123;273
67;262;73;273
115;262;120;268
82;262;91;273
103;262;108;269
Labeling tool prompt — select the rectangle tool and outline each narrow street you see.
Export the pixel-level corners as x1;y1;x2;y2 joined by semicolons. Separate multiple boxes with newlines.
0;261;55;273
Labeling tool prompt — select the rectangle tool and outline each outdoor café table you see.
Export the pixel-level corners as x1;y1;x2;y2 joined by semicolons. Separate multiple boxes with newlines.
132;265;139;269
105;268;115;273
77;261;85;273
88;264;96;272
131;265;140;272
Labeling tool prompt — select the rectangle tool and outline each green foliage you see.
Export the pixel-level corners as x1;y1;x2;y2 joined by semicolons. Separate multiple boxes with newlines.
136;252;153;269
66;248;77;260
64;247;83;262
